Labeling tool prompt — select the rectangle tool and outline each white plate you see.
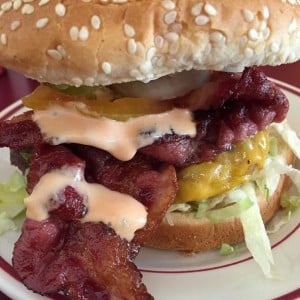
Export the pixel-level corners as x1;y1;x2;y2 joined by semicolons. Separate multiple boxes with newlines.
0;81;299;300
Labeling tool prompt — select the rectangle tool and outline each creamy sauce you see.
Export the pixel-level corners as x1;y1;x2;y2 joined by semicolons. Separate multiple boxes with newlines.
24;167;147;241
33;105;196;161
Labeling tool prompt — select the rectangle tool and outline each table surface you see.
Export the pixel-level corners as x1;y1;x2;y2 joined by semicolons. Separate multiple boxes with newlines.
0;63;300;300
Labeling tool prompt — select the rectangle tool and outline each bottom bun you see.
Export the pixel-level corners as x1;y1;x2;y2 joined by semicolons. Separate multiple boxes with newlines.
143;142;294;252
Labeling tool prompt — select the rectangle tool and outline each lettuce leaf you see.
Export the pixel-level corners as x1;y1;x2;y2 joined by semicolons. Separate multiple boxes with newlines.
280;194;300;212
206;196;253;223
0;171;27;234
272;121;300;160
0;212;16;234
220;243;235;256
240;183;274;278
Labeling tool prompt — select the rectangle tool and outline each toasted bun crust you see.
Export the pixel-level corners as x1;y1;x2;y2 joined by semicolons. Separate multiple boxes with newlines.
0;0;300;86
143;138;295;252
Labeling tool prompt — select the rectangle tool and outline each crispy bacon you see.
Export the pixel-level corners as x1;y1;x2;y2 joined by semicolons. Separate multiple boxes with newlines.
0;68;289;169
70;145;178;242
0;111;42;148
26;145;85;193
13;216;151;299
13;144;177;298
140;67;289;166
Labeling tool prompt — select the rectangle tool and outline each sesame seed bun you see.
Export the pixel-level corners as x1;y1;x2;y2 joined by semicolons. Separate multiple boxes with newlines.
142;137;295;252
0;0;299;86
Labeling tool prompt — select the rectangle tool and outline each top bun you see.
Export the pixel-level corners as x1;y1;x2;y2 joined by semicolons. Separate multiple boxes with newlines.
0;0;299;86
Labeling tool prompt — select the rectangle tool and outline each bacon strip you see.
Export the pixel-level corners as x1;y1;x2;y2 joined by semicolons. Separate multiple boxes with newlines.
13;216;151;299
140;67;289;166
70;145;178;243
13;145;177;298
0;111;42;148
0;68;289;168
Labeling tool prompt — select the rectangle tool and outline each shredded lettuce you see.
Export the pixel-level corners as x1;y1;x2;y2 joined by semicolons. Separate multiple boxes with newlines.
167;203;191;213
280;194;300;212
165;203;191;225
206;197;253;223
195;201;209;219
272;121;300;160
0;212;17;234
220;243;235;256
268;136;278;157
0;171;27;234
239;183;275;278
167;122;300;277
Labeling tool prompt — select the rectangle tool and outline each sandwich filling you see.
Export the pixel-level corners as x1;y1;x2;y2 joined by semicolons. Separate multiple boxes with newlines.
0;67;299;298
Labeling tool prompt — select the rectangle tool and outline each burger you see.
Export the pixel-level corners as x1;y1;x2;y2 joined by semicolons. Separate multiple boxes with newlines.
0;0;300;299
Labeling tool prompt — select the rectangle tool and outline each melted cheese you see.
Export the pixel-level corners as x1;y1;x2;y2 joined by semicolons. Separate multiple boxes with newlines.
24;168;147;241
33;105;196;161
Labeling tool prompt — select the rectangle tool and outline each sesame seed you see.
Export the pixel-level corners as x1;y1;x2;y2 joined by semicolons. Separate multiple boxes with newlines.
130;69;141;79
79;26;89;41
124;24;135;38
10;20;21;31
47;49;63;60
263;27;270;39
91;15;101;30
57;45;66;57
102;62;112;74
244;47;254;57
0;33;7;45
254;43;264;55
154;35;164;48
242;9;254;23
262;5;269;19
168;42;179;55
191;3;203;16
36;17;49;29
259;21;267;31
164;10;177;25
164;31;179;42
136;42;145;56
71;77;83;86
248;28;259;41
210;31;226;44
112;0;128;3
162;0;175;10
13;0;22;10
70;26;79;41
289;17;297;33
55;3;66;17
21;4;34;14
127;38;137;54
146;47;156;60
204;4;217;16
1;1;12;12
39;0;50;6
140;61;152;75
156;56;165;67
271;42;280;53
195;15;209;26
